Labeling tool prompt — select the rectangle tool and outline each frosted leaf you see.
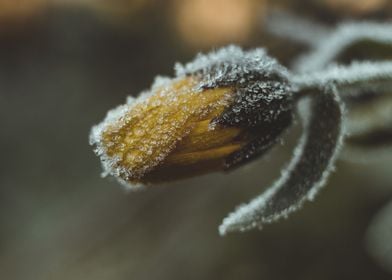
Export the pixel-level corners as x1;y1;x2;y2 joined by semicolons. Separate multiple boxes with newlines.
292;61;392;90
293;22;392;72
219;85;345;235
366;199;392;274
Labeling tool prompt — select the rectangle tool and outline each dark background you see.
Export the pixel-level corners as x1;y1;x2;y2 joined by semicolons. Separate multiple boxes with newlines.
1;0;392;279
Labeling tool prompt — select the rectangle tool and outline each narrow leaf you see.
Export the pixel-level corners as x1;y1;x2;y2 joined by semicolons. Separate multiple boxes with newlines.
219;85;345;235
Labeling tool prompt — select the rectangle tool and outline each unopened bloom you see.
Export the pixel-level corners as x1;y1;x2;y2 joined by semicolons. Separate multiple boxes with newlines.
90;46;293;187
90;45;349;235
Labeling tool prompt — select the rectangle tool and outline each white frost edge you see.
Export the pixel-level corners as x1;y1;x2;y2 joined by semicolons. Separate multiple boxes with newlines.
219;87;346;235
292;61;392;89
89;76;177;190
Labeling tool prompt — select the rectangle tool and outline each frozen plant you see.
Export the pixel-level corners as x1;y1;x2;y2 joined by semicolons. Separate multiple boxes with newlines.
267;12;392;157
90;21;392;236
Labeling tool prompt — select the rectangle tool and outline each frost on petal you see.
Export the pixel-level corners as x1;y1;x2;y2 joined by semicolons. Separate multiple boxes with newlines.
219;85;345;235
294;22;392;72
366;199;392;274
175;45;291;90
173;45;295;170
90;45;297;187
176;45;294;128
89;77;234;187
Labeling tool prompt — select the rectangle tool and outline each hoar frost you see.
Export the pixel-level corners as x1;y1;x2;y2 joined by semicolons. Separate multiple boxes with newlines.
90;34;392;236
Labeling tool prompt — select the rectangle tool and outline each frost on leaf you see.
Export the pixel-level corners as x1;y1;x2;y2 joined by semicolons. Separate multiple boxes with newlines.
279;19;392;165
219;85;345;235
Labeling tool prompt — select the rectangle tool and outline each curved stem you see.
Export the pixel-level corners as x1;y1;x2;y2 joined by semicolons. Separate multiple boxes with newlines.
293;22;392;72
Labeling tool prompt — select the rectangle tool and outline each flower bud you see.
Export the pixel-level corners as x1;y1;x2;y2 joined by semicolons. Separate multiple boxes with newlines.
90;46;293;187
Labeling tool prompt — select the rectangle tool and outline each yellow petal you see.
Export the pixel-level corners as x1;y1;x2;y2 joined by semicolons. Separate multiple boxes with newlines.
100;77;235;181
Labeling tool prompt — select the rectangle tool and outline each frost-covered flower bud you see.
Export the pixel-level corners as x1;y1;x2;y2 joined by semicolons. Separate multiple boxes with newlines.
90;46;293;187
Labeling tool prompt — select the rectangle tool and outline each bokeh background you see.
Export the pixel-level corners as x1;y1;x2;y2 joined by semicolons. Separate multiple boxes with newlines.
1;0;392;279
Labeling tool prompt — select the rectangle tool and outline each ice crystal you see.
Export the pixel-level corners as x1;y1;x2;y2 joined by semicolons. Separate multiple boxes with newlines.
175;45;290;90
90;77;234;188
292;61;392;89
219;85;345;235
90;21;392;236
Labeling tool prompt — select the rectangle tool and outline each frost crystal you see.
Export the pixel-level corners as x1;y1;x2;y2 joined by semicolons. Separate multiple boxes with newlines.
90;45;298;189
176;46;296;171
89;32;391;235
175;45;290;89
176;45;294;130
90;76;234;188
292;61;392;89
219;85;345;235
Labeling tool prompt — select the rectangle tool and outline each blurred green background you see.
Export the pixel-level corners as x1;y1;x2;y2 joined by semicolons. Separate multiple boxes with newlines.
1;0;392;279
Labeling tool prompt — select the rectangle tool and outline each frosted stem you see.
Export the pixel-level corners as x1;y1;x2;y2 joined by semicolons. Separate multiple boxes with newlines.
293;22;392;72
219;85;345;235
291;61;392;91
